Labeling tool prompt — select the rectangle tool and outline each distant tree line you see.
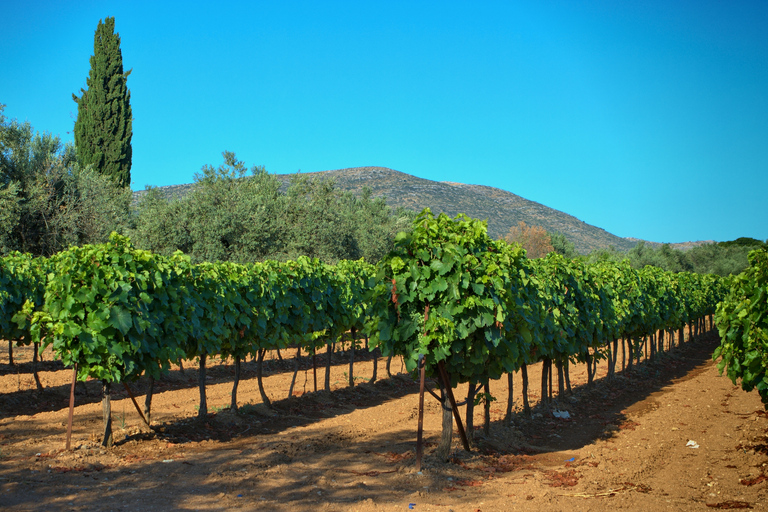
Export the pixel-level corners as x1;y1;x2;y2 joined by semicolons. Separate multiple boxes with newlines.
0;105;132;256
0;110;413;262
503;219;761;277
584;239;765;276
131;151;414;264
1;104;760;274
1;16;134;256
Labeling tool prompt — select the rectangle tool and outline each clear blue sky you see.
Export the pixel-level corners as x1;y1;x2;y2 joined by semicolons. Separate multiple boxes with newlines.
2;1;766;244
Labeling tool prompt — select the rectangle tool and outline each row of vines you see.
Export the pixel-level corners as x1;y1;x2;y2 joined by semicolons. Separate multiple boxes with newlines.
369;210;727;457
714;247;768;405
1;209;742;455
0;234;377;445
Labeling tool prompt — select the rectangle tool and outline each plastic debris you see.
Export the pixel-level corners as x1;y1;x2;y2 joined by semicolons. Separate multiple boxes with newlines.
552;410;571;419
565;457;575;462
409;504;416;510
686;440;699;449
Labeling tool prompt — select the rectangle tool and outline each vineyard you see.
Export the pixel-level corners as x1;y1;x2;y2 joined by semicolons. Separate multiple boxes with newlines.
2;210;768;510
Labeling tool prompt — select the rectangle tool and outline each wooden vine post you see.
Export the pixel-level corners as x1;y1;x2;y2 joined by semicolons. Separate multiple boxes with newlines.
66;364;77;451
416;353;426;470
437;360;471;452
416;303;430;469
122;382;151;429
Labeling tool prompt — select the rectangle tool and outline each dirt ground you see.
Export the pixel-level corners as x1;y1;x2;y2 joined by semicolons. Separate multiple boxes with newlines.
2;328;768;511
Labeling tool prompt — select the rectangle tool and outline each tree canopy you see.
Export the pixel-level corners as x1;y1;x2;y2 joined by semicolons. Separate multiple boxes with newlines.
72;16;132;188
130;152;414;264
586;239;755;277
504;221;554;259
0;105;131;256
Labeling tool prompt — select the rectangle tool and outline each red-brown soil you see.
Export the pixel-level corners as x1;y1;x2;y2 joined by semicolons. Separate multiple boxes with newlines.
2;328;768;511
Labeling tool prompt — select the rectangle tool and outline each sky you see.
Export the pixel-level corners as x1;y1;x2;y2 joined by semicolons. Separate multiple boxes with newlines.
2;1;767;244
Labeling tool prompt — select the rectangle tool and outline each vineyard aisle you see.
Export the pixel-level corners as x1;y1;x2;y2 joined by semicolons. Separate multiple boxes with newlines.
1;331;767;511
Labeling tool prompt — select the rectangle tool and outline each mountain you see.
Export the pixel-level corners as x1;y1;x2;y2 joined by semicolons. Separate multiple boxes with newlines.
133;166;685;254
273;166;637;254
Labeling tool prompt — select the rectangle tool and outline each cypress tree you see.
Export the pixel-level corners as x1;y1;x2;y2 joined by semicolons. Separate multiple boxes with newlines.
73;17;132;188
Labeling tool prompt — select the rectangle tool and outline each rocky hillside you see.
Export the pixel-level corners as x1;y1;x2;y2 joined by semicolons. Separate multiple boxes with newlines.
133;166;683;254
273;167;637;254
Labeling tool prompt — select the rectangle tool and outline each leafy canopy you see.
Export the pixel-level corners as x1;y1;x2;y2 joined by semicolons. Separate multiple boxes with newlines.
73;16;132;188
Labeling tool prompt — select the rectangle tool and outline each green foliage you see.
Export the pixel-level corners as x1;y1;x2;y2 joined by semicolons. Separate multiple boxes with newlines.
73;17;132;188
333;258;377;335
0;180;19;250
1;252;47;346
186;152;283;263
129;186;191;256
714;248;768;406
366;209;536;384
586;240;754;277
130;153;412;265
0;207;729;416
0;105;131;256
281;175;359;263
548;232;577;259
718;238;766;249
687;243;752;277
29;234;188;382
15;229;382;386
71;167;133;244
368;209;725;396
531;254;598;362
585;246;624;264
347;191;416;262
280;176;413;264
627;242;693;273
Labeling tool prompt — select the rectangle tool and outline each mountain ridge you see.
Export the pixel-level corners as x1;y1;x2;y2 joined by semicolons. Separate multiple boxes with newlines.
133;166;710;255
273;166;636;254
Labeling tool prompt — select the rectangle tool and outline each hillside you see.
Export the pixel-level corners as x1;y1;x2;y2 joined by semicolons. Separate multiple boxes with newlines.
273;167;637;254
134;166;664;254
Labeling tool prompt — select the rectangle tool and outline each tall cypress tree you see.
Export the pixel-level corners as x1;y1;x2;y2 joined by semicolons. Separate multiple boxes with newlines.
73;17;132;188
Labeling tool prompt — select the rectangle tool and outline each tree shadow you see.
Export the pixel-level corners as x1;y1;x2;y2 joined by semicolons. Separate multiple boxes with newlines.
0;346;392;420
0;329;729;511
474;329;724;458
0;423;437;511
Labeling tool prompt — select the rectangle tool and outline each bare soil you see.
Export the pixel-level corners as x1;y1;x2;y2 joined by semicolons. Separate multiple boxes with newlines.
2;329;768;511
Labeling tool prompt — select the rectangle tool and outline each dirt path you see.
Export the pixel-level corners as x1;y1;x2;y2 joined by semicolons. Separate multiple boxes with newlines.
2;330;768;511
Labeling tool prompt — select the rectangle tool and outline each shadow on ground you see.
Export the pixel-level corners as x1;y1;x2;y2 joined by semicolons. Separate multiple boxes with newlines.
0;329;728;511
